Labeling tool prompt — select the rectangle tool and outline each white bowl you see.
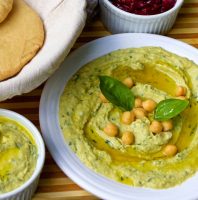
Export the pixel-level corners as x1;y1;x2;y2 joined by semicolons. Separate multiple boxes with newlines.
40;33;198;200
99;0;184;34
0;109;45;200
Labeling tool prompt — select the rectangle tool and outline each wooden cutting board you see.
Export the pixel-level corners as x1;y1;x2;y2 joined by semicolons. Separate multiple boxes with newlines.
0;0;197;199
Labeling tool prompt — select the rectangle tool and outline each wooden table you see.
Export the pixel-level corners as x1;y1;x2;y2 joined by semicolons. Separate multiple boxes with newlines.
1;1;197;199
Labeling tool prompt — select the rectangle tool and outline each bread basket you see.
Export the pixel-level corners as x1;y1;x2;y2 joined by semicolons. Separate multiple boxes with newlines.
0;0;87;101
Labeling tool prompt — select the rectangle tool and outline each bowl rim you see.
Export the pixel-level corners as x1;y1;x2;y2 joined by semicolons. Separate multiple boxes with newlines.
0;109;45;199
101;0;184;19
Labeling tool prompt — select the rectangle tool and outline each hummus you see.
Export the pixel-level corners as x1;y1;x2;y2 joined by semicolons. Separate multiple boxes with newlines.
0;117;37;193
59;47;198;189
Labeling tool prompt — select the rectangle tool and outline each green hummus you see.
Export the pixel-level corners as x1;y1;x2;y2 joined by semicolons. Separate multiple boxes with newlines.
0;117;37;193
59;47;198;189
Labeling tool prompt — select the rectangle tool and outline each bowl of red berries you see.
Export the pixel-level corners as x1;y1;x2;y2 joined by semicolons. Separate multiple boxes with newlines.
99;0;183;34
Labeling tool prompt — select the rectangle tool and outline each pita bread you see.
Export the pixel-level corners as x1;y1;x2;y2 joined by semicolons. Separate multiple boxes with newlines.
0;0;13;23
0;0;44;81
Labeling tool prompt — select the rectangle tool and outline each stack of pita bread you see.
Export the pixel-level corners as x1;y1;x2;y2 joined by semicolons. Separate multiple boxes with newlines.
0;0;44;81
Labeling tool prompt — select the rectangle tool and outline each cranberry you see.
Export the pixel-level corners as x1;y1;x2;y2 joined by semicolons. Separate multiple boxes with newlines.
161;0;177;12
110;0;177;15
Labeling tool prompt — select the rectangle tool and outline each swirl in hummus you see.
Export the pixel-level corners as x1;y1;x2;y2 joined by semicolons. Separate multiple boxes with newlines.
0;117;37;193
59;47;198;189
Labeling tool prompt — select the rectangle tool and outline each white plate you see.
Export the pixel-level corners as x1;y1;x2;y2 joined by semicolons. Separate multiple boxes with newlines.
39;33;198;200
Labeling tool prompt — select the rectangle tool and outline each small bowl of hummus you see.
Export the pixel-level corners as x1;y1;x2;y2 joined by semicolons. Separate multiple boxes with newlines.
0;109;45;200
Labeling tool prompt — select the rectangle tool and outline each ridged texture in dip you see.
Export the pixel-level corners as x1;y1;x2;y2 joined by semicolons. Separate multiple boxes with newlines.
59;47;198;189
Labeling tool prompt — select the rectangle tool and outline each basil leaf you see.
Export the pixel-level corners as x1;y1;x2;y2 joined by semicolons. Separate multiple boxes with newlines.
99;76;134;111
154;99;189;121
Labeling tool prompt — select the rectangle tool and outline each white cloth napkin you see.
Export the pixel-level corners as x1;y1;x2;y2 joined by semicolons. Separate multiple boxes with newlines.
87;0;98;18
0;0;87;101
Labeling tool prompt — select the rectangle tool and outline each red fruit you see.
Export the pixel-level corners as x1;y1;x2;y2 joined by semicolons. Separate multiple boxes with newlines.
161;0;176;12
110;0;177;15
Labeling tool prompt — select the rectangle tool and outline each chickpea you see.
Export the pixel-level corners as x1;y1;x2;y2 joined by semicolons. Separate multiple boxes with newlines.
121;111;135;125
122;131;135;145
142;99;157;112
135;98;142;108
162;120;173;131
163;144;178;157
175;86;187;97
133;108;147;119
104;123;118;137
176;96;186;100
100;93;109;103
123;77;134;88
150;120;163;134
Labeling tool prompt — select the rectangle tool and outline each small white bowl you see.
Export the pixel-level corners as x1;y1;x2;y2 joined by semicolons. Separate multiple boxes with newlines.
99;0;184;34
0;109;45;200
